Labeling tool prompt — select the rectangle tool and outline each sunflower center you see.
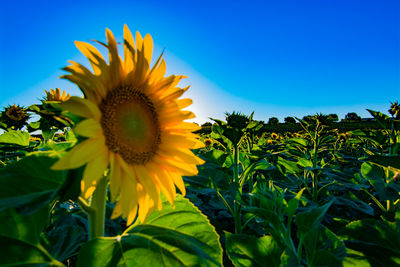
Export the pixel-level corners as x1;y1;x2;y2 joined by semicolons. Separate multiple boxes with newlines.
100;86;161;164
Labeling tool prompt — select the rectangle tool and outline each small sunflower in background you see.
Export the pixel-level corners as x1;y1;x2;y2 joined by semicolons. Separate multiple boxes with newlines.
204;138;213;147
27;88;74;132
44;88;71;102
52;25;204;224
271;132;279;139
389;101;400;119
0;104;30;130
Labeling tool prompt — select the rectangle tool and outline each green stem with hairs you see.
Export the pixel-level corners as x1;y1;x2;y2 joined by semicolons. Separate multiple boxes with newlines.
233;143;242;234
86;176;108;240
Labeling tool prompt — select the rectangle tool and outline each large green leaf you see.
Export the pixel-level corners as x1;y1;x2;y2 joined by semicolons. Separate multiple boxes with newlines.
0;153;67;214
295;201;333;234
0;130;30;146
0;236;59;266
0;206;63;266
277;157;300;175
0;206;48;245
225;232;283;267
361;162;400;201
340;217;400;266
302;226;346;267
77;195;223;266
202;149;227;166
367;155;400;172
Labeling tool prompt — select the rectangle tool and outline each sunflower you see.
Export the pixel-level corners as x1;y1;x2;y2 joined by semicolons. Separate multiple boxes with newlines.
1;104;30;130
52;25;204;224
44;88;71;102
271;132;279;139
204;138;213;147
389;101;400;119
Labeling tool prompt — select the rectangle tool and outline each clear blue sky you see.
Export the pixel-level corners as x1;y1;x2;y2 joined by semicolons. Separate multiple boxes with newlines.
1;0;399;123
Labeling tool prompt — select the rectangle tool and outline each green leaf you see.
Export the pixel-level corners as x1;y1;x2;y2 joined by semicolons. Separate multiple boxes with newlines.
341;217;400;266
0;237;58;266
367;109;390;129
295;201;333;234
0;153;67;214
0;206;48;245
311;249;342;267
0;130;30;146
297;158;313;168
287;188;306;220
333;196;374;217
287;138;308;147
303;226;346;266
277;157;300;175
367;155;400;172
0;206;63;266
225;232;284;267
77;195;222;266
45;208;87;262
343;248;371;267
240;159;271;185
203;149;227;166
361;162;400;201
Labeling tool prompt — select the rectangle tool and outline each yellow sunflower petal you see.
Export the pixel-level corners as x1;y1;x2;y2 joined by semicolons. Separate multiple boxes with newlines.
133;165;160;210
167;171;186;196
109;153;122;202
153;155;199;176
147;162;176;206
60;96;101;120
143;34;153;66
81;148;109;198
74;118;102;138
126;205;138;225
51;136;105;170
106;28;123;87
159;147;205;165
123;24;135;74
111;199;122;219
75;41;108;76
176;98;193;109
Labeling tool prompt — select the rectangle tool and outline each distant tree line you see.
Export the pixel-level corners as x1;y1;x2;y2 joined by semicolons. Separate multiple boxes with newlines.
265;112;363;125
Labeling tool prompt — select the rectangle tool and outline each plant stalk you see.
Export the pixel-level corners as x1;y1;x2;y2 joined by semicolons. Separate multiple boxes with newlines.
233;144;241;234
88;176;108;240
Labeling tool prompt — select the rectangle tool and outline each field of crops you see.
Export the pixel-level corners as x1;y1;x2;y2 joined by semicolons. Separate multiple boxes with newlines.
1;100;400;266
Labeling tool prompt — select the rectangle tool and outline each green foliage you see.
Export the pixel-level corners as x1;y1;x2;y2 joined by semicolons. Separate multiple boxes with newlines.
77;195;223;266
225;232;283;267
0;130;30;146
340;212;400;266
0;153;67;214
1;104;399;266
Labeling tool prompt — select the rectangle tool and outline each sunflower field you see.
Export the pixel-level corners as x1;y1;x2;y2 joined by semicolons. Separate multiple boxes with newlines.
1;26;400;267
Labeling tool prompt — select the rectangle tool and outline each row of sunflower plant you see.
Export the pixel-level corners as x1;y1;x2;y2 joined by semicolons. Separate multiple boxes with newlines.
188;105;400;266
1;24;400;266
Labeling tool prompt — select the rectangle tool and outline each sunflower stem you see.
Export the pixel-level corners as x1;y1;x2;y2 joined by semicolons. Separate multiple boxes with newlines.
233;144;242;234
88;176;108;240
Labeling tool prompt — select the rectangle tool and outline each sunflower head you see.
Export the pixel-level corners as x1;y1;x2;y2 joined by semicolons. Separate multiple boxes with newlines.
204;138;213;147
271;132;279;139
52;25;204;224
44;88;71;102
389;101;400;119
0;104;30;130
225;111;249;130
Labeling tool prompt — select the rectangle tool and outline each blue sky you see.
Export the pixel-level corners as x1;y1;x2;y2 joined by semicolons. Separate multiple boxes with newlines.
1;0;399;123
